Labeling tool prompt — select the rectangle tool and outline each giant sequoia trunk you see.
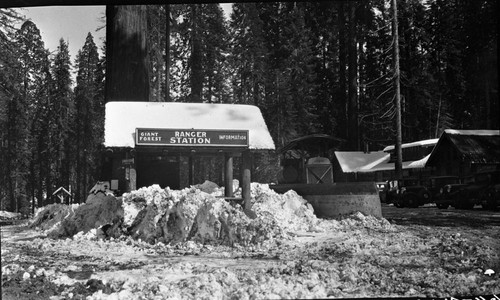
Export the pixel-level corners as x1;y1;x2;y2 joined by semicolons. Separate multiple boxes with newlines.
105;5;150;102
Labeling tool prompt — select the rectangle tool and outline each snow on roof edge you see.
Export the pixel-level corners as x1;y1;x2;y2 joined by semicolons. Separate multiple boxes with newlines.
407;153;431;169
444;129;499;136
334;151;388;173
104;102;275;150
383;138;438;152
357;153;391;172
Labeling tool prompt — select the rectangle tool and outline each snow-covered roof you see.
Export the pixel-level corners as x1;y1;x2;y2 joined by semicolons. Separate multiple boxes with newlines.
357;154;392;172
426;129;500;167
104;102;275;150
383;138;438;152
335;151;431;173
444;129;499;136
407;154;431;168
334;151;389;173
358;155;429;173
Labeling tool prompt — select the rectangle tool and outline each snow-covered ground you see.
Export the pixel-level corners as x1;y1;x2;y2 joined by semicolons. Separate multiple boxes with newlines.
1;182;499;299
0;211;21;220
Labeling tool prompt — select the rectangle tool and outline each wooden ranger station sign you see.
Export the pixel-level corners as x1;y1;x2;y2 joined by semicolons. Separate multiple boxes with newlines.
136;128;249;148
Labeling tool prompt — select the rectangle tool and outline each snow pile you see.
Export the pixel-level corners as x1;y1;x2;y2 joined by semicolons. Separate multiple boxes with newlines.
336;211;395;232
248;184;318;232
119;183;282;245
188;196;283;246
121;184;170;229
73;228;105;241
122;185;207;244
29;204;75;234
68;194;123;237
120;182;319;246
28;181;392;247
195;180;221;194
29;194;123;238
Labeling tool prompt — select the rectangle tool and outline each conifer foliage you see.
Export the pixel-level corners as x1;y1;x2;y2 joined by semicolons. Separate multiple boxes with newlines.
1;13;104;211
73;33;104;203
0;2;497;211
1;8;26;212
169;3;229;103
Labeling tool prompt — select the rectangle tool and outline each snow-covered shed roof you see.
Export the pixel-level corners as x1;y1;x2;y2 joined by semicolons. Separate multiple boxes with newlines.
356;155;430;173
426;129;500;166
334;151;432;174
334;151;389;173
406;154;431;169
383;138;438;152
104;102;275;150
444;129;499;136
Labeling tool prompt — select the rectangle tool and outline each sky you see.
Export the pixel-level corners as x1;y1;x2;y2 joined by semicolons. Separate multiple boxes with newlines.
18;4;233;65
19;6;106;62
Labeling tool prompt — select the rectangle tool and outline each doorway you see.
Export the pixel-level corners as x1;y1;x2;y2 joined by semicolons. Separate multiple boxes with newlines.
136;154;180;189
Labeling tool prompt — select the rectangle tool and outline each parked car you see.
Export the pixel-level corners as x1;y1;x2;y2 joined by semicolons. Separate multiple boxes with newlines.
426;176;460;199
481;181;500;210
436;171;500;210
435;183;468;209
390;178;431;208
460;171;500;210
385;178;415;204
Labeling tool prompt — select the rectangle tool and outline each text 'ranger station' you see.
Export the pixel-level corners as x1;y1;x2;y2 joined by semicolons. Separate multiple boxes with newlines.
169;131;211;144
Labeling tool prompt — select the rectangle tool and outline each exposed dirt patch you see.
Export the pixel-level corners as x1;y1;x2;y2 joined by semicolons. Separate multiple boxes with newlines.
383;204;500;227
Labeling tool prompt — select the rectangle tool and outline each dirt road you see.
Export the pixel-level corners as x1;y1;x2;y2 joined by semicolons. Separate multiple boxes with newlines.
382;203;500;227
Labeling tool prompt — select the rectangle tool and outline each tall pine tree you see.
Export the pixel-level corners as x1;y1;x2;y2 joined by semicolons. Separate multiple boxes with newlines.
73;33;101;203
229;2;267;106
13;20;51;212
0;9;25;211
51;38;74;202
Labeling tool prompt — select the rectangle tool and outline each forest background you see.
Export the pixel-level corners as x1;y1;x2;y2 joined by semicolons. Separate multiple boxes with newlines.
0;1;498;213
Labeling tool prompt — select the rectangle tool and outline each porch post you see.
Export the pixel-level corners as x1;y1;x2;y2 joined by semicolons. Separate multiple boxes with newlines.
224;153;233;197
188;154;194;185
241;150;252;210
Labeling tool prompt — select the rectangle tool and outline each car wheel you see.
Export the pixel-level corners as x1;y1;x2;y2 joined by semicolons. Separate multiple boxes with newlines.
420;192;431;204
458;197;474;209
405;194;419;208
396;198;405;208
456;191;473;210
483;192;498;210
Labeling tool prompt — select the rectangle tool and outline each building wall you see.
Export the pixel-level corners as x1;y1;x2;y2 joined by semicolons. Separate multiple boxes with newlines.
101;149;133;193
429;139;470;178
